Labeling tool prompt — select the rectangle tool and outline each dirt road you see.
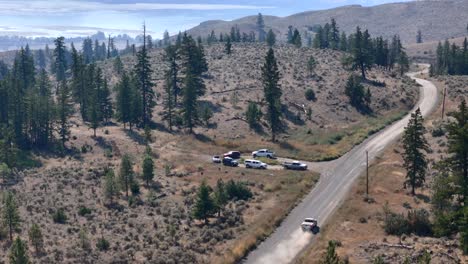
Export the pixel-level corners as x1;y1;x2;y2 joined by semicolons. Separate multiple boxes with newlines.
243;66;439;264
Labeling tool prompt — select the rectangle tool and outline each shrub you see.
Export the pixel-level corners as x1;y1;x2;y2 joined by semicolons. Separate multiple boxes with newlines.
407;209;432;236
78;206;92;216
245;102;262;128
305;89;316;101
52;208;68;224
131;182;140;195
96;237;110;251
226;180;253;201
431;126;445;137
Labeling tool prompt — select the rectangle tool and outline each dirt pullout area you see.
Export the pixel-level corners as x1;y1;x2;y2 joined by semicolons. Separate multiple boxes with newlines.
296;74;468;264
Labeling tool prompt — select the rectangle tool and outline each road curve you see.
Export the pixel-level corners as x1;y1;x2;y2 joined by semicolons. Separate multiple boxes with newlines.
243;66;439;264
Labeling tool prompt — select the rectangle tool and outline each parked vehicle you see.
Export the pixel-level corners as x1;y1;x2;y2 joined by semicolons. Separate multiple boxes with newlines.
283;161;308;170
222;157;239;167
244;159;268;169
223;151;241;159
252;149;276;159
301;218;319;234
212;155;221;163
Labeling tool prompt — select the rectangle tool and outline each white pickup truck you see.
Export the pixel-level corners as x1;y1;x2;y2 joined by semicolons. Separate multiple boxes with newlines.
252;149;276;159
301;218;319;234
283;161;308;170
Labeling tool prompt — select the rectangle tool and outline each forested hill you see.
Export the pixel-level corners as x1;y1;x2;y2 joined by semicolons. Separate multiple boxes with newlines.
185;0;468;44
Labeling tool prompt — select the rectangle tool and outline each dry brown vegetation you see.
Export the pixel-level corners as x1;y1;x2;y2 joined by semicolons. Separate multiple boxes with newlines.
102;43;418;161
0;117;319;263
297;73;468;264
0;42;419;263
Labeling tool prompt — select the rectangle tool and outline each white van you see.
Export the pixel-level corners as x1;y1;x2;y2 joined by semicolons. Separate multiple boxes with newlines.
244;159;267;169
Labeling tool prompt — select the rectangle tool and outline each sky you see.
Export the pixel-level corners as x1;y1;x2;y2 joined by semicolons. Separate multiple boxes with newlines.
0;0;411;39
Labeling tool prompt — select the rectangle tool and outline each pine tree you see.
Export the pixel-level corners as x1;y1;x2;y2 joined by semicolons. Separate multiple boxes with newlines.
128;76;143;130
262;48;282;141
9;237;29;264
134;24;155;127
53;36;67;82
119;154;134;198
103;169;119;204
163;45;179;131
163;30;170;46
345;74;368;113
82;38;93;64
32;69;55;147
257;13;266;42
142;154;154;187
225;37;232;54
339;32;348;51
322;240;341;264
292;29;302;48
113;56;124;75
213;179;228;217
56;81;72;150
180;33;208;133
402;108;429;196
348;27;373;79
192;180;215;224
446;100;468;205
313;26;324;49
116;72;132;129
28;223;44;254
329;18;340;50
417;30;423;44
100;78;113;124
2;191;20;241
287;26;294;43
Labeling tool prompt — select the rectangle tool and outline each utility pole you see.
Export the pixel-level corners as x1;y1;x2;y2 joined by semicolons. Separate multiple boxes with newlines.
441;87;447;120
366;150;369;198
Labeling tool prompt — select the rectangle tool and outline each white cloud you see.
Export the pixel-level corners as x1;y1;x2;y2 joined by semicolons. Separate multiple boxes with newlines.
0;0;274;14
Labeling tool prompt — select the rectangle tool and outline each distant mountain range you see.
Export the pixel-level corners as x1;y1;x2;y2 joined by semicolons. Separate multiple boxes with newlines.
185;0;468;44
0;31;146;52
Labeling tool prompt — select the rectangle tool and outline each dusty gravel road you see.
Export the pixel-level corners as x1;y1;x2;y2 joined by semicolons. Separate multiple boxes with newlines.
244;66;439;264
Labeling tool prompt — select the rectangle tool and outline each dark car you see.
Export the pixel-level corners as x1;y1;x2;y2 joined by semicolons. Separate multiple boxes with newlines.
223;151;241;160
222;157;239;167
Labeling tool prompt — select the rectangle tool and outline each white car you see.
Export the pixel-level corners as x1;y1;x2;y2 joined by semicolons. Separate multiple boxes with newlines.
252;149;276;159
301;218;319;234
212;155;222;163
244;159;268;169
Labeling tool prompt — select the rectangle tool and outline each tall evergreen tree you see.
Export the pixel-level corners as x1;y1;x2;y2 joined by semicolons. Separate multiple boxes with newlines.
115;72;132;129
9;237;29;264
162;45;179;131
134;24;155;127
56;81;73;149
257;13;266;42
348;27;373;79
53;36;67;82
266;29;276;47
103;170;119;204
180;33;208;133
446;100;468;204
2;191;20;241
28;223;44;254
329;18;340;50
262;48;282;141
119;154;134;198
142;154;154;187
192;180;215;224
225;37;232;54
402;108;429;196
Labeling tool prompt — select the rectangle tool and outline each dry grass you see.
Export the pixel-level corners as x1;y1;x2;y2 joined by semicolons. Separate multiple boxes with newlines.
296;75;468;264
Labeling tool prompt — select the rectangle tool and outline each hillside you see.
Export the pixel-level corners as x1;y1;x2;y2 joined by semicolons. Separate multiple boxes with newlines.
101;43;418;161
185;0;468;44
